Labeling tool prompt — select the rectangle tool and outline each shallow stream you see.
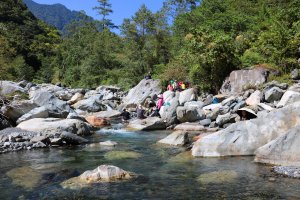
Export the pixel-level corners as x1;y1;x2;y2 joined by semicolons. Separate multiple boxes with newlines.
0;128;300;199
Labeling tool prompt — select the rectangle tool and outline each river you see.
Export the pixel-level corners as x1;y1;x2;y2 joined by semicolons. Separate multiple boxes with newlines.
0;127;299;199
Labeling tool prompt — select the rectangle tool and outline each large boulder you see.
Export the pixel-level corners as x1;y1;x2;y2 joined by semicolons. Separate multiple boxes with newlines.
158;131;189;146
0;81;26;96
246;90;262;106
176;106;205;123
16;106;49;124
192;102;300;157
60;132;88;145
220;68;268;94
264;87;284;103
68;92;84;105
174;123;205;131
254;127;300;166
122;79;161;108
61;165;133;189
73;95;106;112
178;88;197;106
277;90;300;108
216;113;238;127
29;89;71;118
1;100;37;122
17;118;92;136
160;93;180;126
93;110;121;119
127;117;166;131
85;116;110;127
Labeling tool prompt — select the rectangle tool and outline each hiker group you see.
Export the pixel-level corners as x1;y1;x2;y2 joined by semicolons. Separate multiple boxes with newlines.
167;79;189;92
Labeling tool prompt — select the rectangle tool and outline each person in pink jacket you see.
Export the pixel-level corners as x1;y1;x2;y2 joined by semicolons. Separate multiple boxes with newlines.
156;94;164;111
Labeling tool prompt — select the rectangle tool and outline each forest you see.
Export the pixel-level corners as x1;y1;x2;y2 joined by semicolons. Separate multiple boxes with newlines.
1;0;300;93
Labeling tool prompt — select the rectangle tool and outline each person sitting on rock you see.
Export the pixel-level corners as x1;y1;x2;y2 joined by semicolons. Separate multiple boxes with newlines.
167;82;174;91
121;109;131;121
144;72;152;80
136;105;146;119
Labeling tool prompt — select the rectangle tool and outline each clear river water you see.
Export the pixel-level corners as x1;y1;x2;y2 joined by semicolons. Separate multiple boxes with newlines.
0;127;300;200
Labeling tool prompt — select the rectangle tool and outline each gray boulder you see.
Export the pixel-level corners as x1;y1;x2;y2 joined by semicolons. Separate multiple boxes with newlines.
16;106;49;124
254;127;300;166
232;101;246;112
192;102;300;157
122;79;161;108
246;90;262;106
127;117;166;131
221;96;236;107
264;87;284;103
61;165;133;189
200;119;211;126
158;131;189;146
29;89;72;118
73;95;106;112
17;118;92;136
220;68;268;94
160;93;180;126
216;113;237;127
174;123;205;131
277;90;300;108
1;100;37;122
176;106;205;123
93;110;121;119
178;88;197;106
0;81;26;96
60;132;88;145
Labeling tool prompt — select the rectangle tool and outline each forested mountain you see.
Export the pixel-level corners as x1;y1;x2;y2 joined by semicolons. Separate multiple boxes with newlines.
23;0;93;32
0;0;60;82
1;0;300;92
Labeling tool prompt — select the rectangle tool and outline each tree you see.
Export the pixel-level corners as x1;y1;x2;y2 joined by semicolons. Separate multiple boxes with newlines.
93;0;116;30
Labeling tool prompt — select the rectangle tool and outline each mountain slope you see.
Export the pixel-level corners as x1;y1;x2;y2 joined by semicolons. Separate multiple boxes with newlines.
23;0;93;32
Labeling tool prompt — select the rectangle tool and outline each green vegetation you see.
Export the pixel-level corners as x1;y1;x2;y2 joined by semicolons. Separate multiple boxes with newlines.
1;0;300;92
23;0;93;32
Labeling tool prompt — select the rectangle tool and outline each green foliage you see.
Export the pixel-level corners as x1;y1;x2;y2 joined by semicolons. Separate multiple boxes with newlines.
2;0;300;94
23;0;93;32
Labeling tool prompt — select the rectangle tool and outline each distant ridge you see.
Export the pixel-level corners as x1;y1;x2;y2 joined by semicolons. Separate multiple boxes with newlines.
23;0;93;32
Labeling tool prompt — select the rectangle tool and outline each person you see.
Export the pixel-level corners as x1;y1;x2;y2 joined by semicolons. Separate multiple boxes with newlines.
144;72;152;80
181;82;186;90
167;83;174;91
172;80;178;91
120;109;131;121
156;94;164;111
136;105;146;119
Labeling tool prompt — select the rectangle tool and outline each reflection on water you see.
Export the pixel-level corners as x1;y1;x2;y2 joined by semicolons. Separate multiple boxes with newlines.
0;129;300;199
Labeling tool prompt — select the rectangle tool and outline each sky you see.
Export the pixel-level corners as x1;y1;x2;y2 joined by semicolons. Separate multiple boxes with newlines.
33;0;165;27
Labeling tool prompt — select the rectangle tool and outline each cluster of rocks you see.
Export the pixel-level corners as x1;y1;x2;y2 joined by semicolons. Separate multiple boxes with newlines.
0;80;126;153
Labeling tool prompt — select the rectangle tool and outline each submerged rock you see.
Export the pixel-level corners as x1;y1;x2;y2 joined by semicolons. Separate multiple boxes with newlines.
104;151;142;160
99;140;118;146
197;170;238;185
273;166;300;178
61;165;134;189
6;166;42;190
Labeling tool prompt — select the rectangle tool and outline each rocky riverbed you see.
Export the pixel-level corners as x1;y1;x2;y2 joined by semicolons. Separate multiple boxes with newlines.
1;66;300;198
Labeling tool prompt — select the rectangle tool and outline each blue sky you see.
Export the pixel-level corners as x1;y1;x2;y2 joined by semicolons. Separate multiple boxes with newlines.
33;0;165;27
